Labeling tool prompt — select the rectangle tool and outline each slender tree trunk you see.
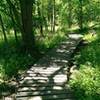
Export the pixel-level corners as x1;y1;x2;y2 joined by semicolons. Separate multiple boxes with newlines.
48;0;53;32
7;0;21;31
79;0;83;31
68;0;72;28
0;15;8;43
50;0;56;33
51;13;53;32
44;16;48;32
37;2;44;37
9;5;18;43
52;0;55;32
20;0;35;51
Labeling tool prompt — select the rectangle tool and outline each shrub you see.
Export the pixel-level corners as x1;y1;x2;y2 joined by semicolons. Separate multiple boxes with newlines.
69;65;100;100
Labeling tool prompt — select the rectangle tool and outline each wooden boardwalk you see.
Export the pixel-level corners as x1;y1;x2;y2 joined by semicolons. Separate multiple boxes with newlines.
16;34;83;100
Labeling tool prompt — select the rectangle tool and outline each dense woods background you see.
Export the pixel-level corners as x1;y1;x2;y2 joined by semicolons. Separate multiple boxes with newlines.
0;0;100;48
0;0;100;99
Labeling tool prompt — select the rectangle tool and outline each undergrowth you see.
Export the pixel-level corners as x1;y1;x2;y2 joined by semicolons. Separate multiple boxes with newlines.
0;31;66;94
69;29;100;100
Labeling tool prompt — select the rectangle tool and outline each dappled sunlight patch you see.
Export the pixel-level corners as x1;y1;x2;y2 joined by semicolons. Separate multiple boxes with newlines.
53;74;67;84
53;86;63;90
68;25;79;31
69;34;83;40
0;65;5;82
70;70;80;80
83;32;97;42
88;22;95;27
29;96;42;100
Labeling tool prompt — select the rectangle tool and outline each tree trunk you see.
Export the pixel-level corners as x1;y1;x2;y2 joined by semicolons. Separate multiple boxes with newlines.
51;13;53;32
37;2;44;37
52;0;55;32
68;0;72;28
20;0;35;51
79;0;83;31
7;0;22;31
0;14;8;43
9;5;18;43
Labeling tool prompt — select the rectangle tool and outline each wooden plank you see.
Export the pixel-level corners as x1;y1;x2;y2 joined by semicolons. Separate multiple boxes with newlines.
16;90;72;97
16;93;74;100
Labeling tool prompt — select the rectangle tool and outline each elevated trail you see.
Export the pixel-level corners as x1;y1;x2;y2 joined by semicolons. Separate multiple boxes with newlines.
16;34;83;100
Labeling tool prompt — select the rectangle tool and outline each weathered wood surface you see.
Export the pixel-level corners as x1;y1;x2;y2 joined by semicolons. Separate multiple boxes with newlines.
16;34;83;100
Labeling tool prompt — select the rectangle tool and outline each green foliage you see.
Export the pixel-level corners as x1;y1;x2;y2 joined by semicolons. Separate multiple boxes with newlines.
69;29;100;100
0;82;15;96
0;30;66;83
0;41;36;81
75;30;100;67
70;66;100;100
36;31;66;52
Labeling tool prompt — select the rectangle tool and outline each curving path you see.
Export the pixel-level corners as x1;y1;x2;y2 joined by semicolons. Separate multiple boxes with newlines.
16;34;83;100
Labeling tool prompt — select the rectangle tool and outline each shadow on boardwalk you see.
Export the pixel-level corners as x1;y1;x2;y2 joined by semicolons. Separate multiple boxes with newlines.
16;34;83;100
